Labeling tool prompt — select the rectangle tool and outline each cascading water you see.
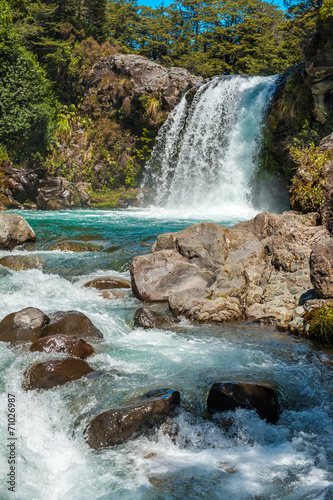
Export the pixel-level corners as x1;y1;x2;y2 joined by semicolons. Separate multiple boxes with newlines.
143;75;283;216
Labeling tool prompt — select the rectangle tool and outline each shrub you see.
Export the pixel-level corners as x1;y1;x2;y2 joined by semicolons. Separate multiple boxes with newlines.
303;306;333;345
289;142;332;212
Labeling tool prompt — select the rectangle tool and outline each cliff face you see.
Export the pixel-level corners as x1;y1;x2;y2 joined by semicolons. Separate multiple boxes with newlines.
45;45;202;192
255;19;333;215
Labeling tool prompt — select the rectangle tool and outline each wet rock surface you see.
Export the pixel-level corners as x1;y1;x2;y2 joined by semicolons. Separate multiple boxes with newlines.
0;213;36;250
23;358;94;390
134;307;179;329
30;334;94;359
207;382;281;423
0;255;44;271
86;388;180;449
40;311;103;340
84;276;131;290
0;307;50;344
130;212;330;323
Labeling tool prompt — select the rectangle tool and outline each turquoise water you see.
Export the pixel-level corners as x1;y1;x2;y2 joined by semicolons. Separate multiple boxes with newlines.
1;209;333;500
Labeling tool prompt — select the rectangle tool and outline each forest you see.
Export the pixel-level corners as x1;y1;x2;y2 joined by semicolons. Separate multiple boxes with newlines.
0;0;332;190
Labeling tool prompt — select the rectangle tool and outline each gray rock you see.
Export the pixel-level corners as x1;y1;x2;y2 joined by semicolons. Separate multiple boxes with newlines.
310;238;333;298
0;213;36;250
134;307;179;329
130;250;211;302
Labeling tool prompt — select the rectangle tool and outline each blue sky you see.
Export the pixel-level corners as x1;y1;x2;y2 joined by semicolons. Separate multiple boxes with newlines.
140;0;284;8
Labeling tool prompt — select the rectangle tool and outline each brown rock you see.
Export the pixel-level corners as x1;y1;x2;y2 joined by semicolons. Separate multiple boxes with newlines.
23;358;94;390
0;213;36;250
49;241;99;252
40;311;103;340
134;307;179;329
0;255;44;271
207;382;280;423
30;335;94;359
84;276;131;290
0;307;49;344
85;388;180;449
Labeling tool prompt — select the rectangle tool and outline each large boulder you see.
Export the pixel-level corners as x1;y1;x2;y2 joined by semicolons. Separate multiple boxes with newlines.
23;358;94;390
30;335;94;359
98;54;202;110
0;213;36;250
40;311;103;340
130;212;330;324
310;239;333;298
130;249;211;302
207;382;280;423
0;308;49;344
85;389;180;449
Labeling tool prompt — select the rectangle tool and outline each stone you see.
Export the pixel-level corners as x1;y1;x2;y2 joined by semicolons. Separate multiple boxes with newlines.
130;211;330;324
84;276;131;290
207;382;280;423
130;250;211;302
102;54;202;110
0;255;44;271
49;241;99;252
175;222;228;269
134;307;179;329
30;335;94;359
40;311;103;340
310;239;333;298
0;213;36;250
23;358;94;390
0;307;50;344
85;388;180;449
99;289;132;300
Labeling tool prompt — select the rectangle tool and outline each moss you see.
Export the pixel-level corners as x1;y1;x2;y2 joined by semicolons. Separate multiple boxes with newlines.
303;306;333;345
88;187;139;209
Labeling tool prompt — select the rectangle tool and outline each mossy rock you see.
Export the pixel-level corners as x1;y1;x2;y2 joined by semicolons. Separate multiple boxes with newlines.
303;306;333;344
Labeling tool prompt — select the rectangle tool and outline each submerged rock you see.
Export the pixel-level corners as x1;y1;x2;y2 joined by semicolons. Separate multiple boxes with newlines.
134;307;179;329
50;241;99;252
23;358;94;390
0;213;36;250
30;334;94;359
40;311;103;340
84;276;131;290
0;307;50;344
207;382;280;423
0;255;44;271
86;388;180;449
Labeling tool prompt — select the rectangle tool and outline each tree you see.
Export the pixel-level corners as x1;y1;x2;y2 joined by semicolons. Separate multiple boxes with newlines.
0;0;54;163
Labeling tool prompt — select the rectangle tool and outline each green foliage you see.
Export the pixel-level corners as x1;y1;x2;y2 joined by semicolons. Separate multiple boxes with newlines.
303;306;333;344
0;0;53;163
320;0;333;19
289;142;332;212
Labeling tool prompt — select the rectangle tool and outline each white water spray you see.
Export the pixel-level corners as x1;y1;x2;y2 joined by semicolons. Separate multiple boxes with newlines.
143;75;279;216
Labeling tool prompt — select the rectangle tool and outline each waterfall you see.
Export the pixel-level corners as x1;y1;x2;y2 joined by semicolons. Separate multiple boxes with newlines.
142;75;281;215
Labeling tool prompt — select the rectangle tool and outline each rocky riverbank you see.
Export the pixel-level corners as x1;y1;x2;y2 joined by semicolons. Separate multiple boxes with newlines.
130;210;333;342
